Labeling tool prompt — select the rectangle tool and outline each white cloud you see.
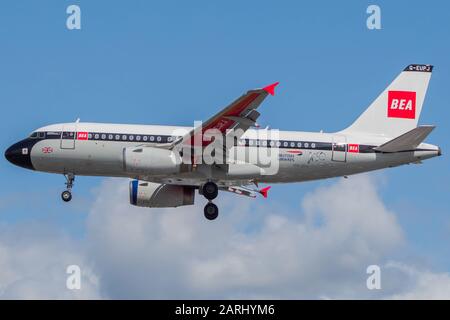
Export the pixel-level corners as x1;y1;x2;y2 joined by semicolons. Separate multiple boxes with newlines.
1;173;449;299
84;174;405;299
385;262;450;299
0;223;100;299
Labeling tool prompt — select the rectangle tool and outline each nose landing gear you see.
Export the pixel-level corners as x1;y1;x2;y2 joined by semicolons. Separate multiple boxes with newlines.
201;182;219;220
61;173;75;202
61;190;72;202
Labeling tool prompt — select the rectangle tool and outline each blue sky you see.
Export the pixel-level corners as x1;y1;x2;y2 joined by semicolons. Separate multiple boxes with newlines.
0;1;449;298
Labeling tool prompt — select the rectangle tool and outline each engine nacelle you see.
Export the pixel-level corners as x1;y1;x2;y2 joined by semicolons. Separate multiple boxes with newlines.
129;180;195;208
123;147;180;175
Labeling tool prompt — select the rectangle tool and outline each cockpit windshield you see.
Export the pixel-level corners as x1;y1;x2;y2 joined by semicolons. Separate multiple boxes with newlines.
29;132;45;139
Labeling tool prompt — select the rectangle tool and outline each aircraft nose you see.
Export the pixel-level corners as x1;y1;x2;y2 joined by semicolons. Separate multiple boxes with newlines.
4;145;14;163
4;140;34;170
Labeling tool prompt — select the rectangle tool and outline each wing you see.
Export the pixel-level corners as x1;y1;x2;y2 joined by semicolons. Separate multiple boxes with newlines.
142;176;271;199
164;82;279;149
143;83;278;197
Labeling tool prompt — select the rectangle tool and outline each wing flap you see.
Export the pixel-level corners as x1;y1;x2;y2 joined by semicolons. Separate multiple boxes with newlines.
220;186;257;198
219;185;272;199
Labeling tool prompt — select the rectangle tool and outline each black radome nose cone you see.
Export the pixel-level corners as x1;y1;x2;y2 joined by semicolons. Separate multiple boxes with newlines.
4;146;13;163
4;140;35;170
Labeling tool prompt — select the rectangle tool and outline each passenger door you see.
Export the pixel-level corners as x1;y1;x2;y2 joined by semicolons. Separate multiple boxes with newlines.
60;124;77;149
332;135;347;162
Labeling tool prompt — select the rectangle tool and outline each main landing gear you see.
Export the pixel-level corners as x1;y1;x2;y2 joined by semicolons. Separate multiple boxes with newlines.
204;202;219;220
201;181;219;220
61;173;75;202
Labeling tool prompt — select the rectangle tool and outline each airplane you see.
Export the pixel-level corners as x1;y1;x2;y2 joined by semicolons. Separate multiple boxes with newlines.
4;64;441;220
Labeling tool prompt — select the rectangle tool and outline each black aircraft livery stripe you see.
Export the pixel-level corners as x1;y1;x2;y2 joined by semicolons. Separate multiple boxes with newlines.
37;130;338;151
31;131;436;154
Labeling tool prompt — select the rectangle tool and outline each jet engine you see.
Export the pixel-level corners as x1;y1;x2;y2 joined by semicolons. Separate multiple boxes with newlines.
129;180;195;208
123;146;181;175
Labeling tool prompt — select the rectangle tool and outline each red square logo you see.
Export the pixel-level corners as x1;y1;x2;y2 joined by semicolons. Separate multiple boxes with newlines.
387;91;416;119
348;144;359;153
77;132;89;140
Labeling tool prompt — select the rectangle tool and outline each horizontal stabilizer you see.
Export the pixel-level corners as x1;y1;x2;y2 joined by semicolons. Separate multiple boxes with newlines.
374;125;435;152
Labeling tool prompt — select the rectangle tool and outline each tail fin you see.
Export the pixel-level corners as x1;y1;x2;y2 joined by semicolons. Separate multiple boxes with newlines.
342;64;433;137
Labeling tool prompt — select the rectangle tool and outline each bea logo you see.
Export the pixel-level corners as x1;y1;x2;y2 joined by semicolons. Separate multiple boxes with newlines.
387;91;416;119
348;144;359;153
77;132;89;140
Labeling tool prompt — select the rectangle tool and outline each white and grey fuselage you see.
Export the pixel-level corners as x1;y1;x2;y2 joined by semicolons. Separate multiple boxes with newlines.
5;122;440;187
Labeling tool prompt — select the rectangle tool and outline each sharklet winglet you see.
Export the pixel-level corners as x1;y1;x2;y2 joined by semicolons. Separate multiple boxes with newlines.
259;186;271;198
262;82;279;96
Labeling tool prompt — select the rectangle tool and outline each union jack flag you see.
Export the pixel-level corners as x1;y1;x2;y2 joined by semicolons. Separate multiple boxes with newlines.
42;147;53;154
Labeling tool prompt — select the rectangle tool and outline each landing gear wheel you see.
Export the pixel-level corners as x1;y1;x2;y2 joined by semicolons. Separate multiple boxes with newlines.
204;202;219;220
202;182;218;200
61;190;72;202
62;173;75;203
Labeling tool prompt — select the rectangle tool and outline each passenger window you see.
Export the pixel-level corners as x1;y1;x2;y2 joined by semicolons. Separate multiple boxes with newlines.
62;132;74;139
333;143;346;152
